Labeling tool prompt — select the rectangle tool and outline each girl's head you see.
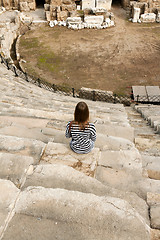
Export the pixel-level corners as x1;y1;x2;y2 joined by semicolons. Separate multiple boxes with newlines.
74;102;89;124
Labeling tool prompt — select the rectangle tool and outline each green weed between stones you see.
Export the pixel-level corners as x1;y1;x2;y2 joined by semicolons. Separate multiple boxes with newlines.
37;52;62;73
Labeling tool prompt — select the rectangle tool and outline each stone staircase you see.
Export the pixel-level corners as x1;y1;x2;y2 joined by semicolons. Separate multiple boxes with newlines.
126;106;160;238
0;62;160;239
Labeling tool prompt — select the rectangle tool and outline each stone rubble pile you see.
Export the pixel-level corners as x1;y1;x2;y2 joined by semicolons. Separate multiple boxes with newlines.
49;15;114;29
129;1;160;23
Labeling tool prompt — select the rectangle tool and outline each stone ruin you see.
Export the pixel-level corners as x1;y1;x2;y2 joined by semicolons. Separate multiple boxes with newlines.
44;0;116;29
0;0;160;25
129;0;160;22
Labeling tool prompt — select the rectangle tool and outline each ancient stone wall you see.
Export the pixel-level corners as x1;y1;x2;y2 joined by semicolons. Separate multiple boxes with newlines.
130;0;160;18
0;0;36;11
44;0;77;21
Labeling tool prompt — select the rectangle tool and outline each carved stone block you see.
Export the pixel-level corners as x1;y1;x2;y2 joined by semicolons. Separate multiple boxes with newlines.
19;2;30;11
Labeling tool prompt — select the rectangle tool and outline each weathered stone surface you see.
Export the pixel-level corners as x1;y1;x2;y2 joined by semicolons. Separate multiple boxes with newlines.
57;10;69;21
41;142;100;176
79;87;113;102
44;3;50;11
62;0;72;4
2;187;150;240
96;166;160;199
96;134;134;150
0;152;34;187
0;179;19;236
132;7;140;22
66;16;82;24
28;2;36;10
0;105;72;120
96;0;112;10
0;135;46;163
157;13;160;23
150;205;160;229
61;4;75;11
96;165;138;192
142;155;160;180
151;229;160;240
96;124;134;142
46;11;51;21
0;125;50;143
135;137;160;152
19;2;30;11
99;149;142;174
140;13;156;22
1;0;11;9
82;0;95;9
84;15;104;24
147;192;160;206
22;164;149;223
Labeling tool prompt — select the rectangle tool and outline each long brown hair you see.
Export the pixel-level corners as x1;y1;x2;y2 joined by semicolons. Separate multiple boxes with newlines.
74;101;89;130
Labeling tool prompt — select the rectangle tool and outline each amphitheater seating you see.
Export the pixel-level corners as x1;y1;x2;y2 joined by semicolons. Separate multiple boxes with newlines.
0;61;160;239
135;104;160;134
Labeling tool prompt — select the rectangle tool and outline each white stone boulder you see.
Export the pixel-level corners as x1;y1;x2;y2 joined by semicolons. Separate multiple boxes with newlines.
96;0;112;10
49;21;54;27
84;15;104;25
140;13;156;23
19;2;30;12
82;0;95;10
132;7;140;23
66;17;82;25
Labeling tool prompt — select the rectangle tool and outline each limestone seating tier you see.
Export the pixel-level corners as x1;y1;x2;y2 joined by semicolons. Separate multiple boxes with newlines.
1;187;150;240
0;61;159;238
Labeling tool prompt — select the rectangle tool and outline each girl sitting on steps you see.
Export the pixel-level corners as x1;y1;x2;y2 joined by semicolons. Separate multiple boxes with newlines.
65;101;96;154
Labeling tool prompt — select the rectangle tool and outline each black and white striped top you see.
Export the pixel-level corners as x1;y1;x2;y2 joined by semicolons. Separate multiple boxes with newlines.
65;121;96;154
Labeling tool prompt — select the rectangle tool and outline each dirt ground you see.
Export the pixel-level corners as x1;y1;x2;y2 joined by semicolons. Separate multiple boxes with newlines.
19;5;160;95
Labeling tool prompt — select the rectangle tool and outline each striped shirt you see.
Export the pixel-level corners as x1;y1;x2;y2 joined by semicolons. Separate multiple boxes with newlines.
65;121;96;154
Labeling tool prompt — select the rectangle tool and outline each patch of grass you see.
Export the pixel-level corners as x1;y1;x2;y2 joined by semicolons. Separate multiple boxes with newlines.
20;37;39;49
37;52;62;73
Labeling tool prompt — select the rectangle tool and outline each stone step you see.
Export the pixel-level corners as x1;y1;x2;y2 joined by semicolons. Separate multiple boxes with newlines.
0;124;51;143
134;105;160;135
147;192;160;230
0;134;46;163
0;66;127;114
142;155;160;180
41;142;100;177
151;229;160;240
0;114;134;148
95;134;135;151
98;148;142;175
125;106;158;138
135;137;160;156
1;187;150;240
96;124;134;141
0;179;20;237
0;152;34;188
22;163;149;224
0;100;129;126
96;164;160;199
0;105;72;120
